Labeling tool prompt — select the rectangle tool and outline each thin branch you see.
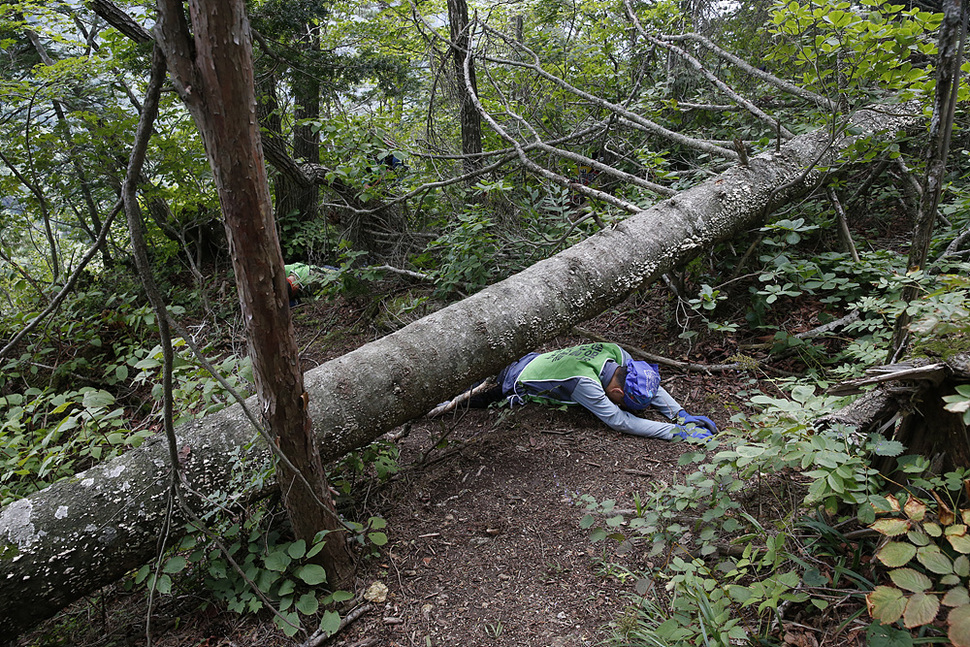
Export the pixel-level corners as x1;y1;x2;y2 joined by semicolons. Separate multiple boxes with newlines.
300;602;374;647
826;186;860;262
477;23;738;162
661;32;839;112
464;23;642;213
0;199;122;359
623;0;793;139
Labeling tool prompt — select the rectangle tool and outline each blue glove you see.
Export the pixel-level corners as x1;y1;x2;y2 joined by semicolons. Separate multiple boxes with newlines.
677;409;718;435
673;425;713;441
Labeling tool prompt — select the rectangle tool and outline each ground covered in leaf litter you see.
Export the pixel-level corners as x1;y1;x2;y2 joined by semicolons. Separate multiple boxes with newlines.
18;289;840;647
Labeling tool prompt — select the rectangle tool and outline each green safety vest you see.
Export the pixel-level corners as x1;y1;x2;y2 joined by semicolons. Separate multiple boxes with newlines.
285;263;312;288
514;343;624;405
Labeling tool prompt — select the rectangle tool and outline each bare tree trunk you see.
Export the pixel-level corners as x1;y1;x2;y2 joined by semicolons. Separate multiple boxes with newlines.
888;0;966;361
277;26;321;237
448;0;483;174
154;0;352;584
0;101;920;641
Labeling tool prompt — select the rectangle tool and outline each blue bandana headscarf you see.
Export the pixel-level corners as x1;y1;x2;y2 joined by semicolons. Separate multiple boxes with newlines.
623;360;660;411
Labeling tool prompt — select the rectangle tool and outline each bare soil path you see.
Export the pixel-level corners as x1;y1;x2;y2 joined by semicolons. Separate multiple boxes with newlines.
19;297;739;647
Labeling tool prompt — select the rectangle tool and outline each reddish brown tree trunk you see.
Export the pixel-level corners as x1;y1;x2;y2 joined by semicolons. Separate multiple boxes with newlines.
154;0;353;586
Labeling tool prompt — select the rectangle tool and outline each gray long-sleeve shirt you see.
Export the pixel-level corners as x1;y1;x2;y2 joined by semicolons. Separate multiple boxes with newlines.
509;348;683;440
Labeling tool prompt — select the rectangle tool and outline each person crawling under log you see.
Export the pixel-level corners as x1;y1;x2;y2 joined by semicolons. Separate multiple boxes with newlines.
431;342;718;441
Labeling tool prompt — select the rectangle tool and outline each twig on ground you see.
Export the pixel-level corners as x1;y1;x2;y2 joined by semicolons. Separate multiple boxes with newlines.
426;379;497;418
300;602;375;647
624;469;655;477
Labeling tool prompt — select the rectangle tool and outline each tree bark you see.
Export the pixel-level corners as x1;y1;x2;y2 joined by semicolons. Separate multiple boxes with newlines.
448;0;483;174
153;0;352;585
825;354;970;474
0;101;919;640
888;0;966;360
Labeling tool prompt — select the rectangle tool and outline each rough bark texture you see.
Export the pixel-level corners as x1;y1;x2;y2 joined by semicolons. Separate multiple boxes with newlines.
154;0;352;587
0;102;919;640
888;0;965;359
448;0;483;173
826;354;970;474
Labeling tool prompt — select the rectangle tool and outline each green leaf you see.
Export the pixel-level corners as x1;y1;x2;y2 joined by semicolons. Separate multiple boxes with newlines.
944;587;970;608
867;585;906;624
332;590;354;603
949;604;970;647
918;545;954;575
877;542;917;568
889;568;932;593
296;592;319;616
287;540;307;560
154;573;172;594
319;610;341;636
163;556;187;574
580;514;596;529
297;564;328;586
871;439;906;457
802;567;828;587
275;610;301;637
368;517;387;530
903;592;939;628
907;530;930;547
866;622;914;647
368;532;388;546
82;389;115;409
265;549;291;572
134;564;151;584
956;555;970;578
735;445;765;458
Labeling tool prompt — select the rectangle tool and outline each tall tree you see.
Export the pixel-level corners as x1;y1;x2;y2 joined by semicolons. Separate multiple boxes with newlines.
152;0;353;585
888;0;967;361
448;0;483;173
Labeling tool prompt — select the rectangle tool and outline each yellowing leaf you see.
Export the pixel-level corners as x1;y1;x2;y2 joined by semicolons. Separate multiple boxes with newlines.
904;496;927;521
878;542;918;568
950;604;970;647
950;529;970;555
931;491;956;525
944;587;970;608
871;518;913;537
867;585;906;624
903;592;940;628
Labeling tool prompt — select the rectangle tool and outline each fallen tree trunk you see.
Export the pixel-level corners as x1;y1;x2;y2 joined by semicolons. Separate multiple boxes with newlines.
0;102;919;639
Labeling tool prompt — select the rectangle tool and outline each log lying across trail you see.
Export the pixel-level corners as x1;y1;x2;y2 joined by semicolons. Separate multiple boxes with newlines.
0;103;919;639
